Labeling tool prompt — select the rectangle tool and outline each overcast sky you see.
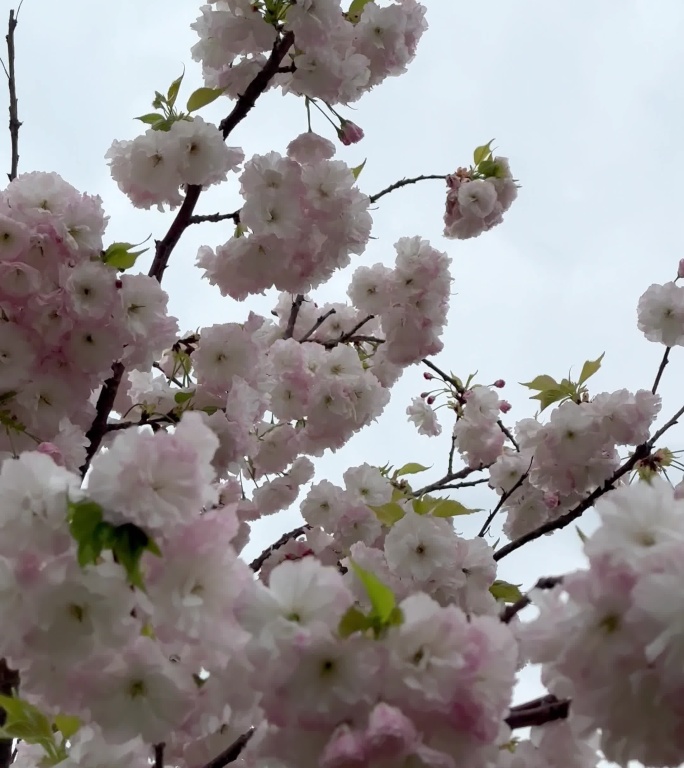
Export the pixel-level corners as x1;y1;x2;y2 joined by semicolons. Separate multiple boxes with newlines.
4;0;684;710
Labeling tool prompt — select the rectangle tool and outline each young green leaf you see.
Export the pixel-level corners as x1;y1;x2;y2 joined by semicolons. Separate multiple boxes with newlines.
174;390;194;404
111;523;162;589
349;560;396;623
530;388;568;413
186;86;225;112
489;580;523;603
520;374;559;391
166;69;185;109
347;0;372;23
370;501;405;526
412;496;440;516
351;158;366;180
431;499;482;518
473;139;494;166
135;112;164;126
338;606;372;637
578;353;605;385
102;241;149;271
53;714;81;740
394;462;430;478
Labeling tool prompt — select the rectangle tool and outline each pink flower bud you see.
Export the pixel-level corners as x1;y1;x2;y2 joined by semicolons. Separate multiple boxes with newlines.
426;396;435;405
543;491;560;510
36;442;65;467
499;400;512;413
423;372;433;380
493;379;505;388
678;259;684;279
338;120;364;146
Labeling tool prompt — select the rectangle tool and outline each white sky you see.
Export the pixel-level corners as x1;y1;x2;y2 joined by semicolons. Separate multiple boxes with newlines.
5;0;684;712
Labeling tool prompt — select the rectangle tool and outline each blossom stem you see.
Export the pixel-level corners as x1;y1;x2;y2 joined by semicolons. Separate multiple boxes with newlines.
369;174;447;205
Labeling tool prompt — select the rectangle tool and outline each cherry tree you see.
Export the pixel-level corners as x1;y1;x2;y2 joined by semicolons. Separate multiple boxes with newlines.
1;2;684;768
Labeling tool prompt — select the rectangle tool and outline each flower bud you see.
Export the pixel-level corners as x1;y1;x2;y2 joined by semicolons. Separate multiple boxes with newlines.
423;372;433;380
499;400;512;413
493;379;505;388
337;120;364;146
426;396;435;405
678;258;684;279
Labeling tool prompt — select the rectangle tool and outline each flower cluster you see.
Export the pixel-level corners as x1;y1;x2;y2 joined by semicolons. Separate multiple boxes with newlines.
0;172;177;470
192;0;428;105
521;479;684;767
197;137;372;299
443;159;518;240
637;281;684;347
107;116;244;210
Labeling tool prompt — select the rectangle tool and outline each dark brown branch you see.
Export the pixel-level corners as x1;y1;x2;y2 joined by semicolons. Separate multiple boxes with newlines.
500;576;563;623
494;402;684;561
337;314;375;344
0;660;19;768
105;412;179;433
652;346;670;395
250;524;311;572
437;477;490;491
201;729;254;768
79;361;125;478
369;174;447;205
4;8;22;182
299;308;336;342
148;185;203;283
153;744;165;768
505;694;570;729
478;461;531;537
412;463;483;498
283;294;305;340
188;209;241;226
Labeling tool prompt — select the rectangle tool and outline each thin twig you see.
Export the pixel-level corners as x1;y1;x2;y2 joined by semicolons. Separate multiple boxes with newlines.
337;314;375;344
152;361;184;388
250;525;311;572
188;209;241;226
369;174;447;205
0;659;19;768
201;730;254;768
478;461;531;538
79;362;125;478
283;294;305;340
4;8;22;181
299;308;336;342
447;433;457;474
412;463;483;498
505;695;570;729
652;347;671;395
500;576;564;623
494;402;684;561
437;477;490;491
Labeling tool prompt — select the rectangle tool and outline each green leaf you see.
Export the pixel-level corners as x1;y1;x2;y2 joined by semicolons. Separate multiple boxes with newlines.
558;378;577;396
0;695;55;745
152;90;166;109
186;87;225;112
136;112;164;126
103;241;149;271
473;139;494;166
53;714;81;740
347;0;372;22
111;524;161;589
520;374;559;391
394;462;430;478
489;580;523;603
576;525;588;544
351;158;366;180
412;496;440;516
174;390;194;404
370;501;405;526
349;560;396;623
67;499;108;567
338;606;372;637
431;499;482;517
578;353;605;386
167;70;185;108
530;388;568;413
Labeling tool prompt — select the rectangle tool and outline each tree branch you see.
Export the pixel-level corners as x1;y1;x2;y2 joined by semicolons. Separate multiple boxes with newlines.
188;209;241;226
153;743;164;768
0;659;19;768
201;730;254;768
412;464;483;498
299;308;336;342
283;294;305;340
500;575;564;623
493;403;684;561
369;174;447;205
250;524;311;572
478;461;531;538
652;346;670;395
4;7;22;182
505;694;570;729
79;361;125;478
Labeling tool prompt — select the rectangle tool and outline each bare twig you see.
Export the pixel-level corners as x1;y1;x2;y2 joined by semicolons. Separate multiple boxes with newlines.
250;524;311;572
494;403;684;561
500;575;564;623
79;361;125;478
412;463;483;498
283;294;305;340
4;7;22;181
447;433;457;474
152;361;184;388
0;659;19;768
437;477;490;491
153;744;165;768
478;461;531;538
299;308;336;342
337;314;375;344
505;694;570;729
188;209;241;226
369;174;447;205
652;347;671;395
201;730;254;768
